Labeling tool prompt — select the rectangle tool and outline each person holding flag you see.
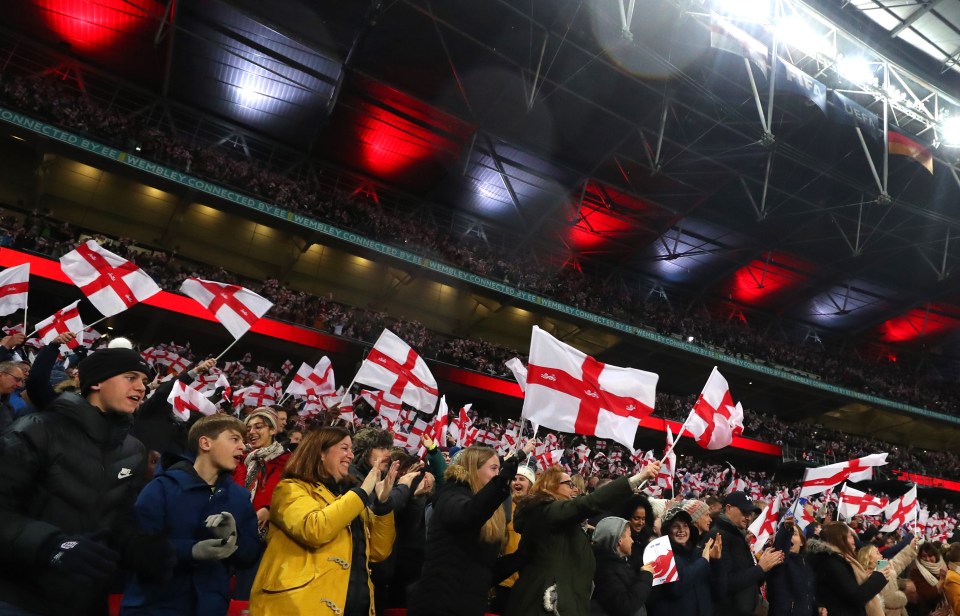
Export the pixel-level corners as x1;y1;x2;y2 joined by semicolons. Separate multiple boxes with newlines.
712;492;784;616
648;503;725;616
504;461;661;616
766;517;819;616
590;515;656;616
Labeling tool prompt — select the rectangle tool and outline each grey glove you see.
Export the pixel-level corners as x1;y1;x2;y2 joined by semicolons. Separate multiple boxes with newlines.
191;534;237;561
204;511;237;541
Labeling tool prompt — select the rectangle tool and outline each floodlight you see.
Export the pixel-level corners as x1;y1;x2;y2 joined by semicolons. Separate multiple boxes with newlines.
941;116;960;146
837;56;874;85
774;16;835;58
715;0;771;22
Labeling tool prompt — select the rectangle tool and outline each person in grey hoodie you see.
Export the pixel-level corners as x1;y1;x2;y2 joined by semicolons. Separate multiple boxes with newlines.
591;516;655;616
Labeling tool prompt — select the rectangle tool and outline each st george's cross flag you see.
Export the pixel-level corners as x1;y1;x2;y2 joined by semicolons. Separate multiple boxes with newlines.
657;426;677;491
521;326;657;451
880;486;918;532
643;536;679;586
60;240;161;317
838;484;889;518
684;367;744;450
353;329;439;413
0;264;29;316
799;454;888;497
748;494;782;551
167;380;217;421
179;278;273;340
286;357;336;397
35;301;83;349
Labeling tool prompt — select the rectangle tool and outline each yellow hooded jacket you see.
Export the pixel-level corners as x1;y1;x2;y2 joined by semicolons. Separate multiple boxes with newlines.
250;478;395;616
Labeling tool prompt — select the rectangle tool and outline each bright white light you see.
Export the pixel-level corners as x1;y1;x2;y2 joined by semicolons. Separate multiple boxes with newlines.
942;117;960;145
716;0;771;21
838;56;874;85
774;16;835;58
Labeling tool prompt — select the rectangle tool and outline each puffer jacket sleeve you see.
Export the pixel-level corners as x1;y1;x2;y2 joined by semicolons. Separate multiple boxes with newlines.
434;476;510;532
367;510;395;563
269;479;366;548
0;416;61;565
537;476;633;528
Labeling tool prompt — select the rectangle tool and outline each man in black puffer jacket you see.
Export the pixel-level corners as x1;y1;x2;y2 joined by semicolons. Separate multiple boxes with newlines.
711;491;785;616
0;348;173;616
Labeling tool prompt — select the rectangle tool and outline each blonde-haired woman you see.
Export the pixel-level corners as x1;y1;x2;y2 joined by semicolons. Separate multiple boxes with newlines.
505;461;660;616
408;446;521;616
856;537;917;616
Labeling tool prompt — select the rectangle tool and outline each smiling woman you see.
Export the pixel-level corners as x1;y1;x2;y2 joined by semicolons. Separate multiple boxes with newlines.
250;427;398;616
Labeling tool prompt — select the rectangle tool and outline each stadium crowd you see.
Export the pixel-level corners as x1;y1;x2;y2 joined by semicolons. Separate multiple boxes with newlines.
1;74;958;416
4;73;960;616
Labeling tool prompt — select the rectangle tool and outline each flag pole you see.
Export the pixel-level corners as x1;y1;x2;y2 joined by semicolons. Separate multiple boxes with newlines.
86;315;108;331
215;337;242;361
636;415;692;491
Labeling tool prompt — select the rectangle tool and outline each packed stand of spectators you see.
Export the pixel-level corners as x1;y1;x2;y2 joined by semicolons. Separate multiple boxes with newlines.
5;326;960;616
1;74;959;413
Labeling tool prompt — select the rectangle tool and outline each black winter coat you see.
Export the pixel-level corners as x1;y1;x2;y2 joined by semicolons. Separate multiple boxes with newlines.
0;393;147;615
590;546;653;616
805;539;886;616
649;538;727;616
766;525;817;616
711;514;766;616
408;467;516;616
505;476;637;616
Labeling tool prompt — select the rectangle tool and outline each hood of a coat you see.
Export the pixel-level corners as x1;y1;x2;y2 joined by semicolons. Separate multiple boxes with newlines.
593;516;629;559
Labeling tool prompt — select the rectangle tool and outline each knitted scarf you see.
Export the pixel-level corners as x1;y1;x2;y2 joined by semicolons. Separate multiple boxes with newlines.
243;440;285;501
917;556;947;588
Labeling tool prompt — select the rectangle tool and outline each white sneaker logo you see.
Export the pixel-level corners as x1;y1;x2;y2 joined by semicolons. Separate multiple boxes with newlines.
117;468;133;479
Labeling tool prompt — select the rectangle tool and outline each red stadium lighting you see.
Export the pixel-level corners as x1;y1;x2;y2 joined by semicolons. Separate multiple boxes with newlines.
728;252;812;306
878;305;960;343
36;0;158;53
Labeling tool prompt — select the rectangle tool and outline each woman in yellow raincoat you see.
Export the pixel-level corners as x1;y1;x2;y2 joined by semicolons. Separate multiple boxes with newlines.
250;426;397;616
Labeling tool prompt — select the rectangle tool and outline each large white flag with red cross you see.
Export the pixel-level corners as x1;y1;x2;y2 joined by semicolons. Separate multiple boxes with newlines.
799;453;888;497
0;263;29;317
353;329;439;413
35;301;83;349
838;484;889;518
60;240;160;317
748;494;782;551
521;326;657;450
684;367;744;450
880;486;918;532
179;278;273;340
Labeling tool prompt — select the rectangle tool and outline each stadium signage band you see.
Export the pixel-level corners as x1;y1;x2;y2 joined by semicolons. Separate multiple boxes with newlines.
3;107;957;427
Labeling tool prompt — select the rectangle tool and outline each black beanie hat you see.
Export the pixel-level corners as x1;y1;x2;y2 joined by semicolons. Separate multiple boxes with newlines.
78;348;151;394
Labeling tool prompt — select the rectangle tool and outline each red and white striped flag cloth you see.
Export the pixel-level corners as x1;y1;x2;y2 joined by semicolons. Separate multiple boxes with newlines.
657;426;677;491
233;381;277;408
799;453;888;497
534;447;564;469
179;278;273;339
880;486;918;532
215;373;232;406
428;396;450;444
337;390;356;424
193;368;223;394
353;329;439;413
286;357;336;397
281;360;294;374
79;328;101;348
2;324;24;336
60;240;160;317
643;536;679;586
36;301;83;349
0;263;29;317
360;389;404;415
748;494;782;551
838;484;888;518
167;380;217;421
521;326;657;451
449;404;474;447
684;367;744;450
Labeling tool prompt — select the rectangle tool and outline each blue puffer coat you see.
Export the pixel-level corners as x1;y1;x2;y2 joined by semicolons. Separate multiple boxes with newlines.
120;459;259;616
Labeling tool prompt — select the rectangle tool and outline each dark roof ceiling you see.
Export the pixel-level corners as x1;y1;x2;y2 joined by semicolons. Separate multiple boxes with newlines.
10;0;960;359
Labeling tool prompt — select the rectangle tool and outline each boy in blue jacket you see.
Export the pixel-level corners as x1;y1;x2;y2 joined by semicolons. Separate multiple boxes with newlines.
121;414;259;615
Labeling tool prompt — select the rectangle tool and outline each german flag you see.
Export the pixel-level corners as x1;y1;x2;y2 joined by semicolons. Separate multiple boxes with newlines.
888;129;934;174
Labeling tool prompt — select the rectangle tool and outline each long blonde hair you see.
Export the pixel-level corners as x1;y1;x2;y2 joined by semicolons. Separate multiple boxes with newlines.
445;447;506;545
